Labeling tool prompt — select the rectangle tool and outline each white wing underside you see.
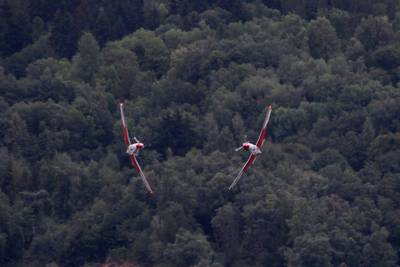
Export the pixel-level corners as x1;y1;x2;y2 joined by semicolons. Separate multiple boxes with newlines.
229;169;244;190
138;168;153;194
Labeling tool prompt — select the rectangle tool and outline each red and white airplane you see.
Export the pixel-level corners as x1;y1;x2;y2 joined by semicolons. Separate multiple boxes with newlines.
229;105;272;190
120;103;154;194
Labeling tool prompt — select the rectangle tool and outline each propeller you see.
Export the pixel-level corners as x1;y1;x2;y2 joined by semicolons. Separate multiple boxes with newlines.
235;135;248;151
133;137;157;150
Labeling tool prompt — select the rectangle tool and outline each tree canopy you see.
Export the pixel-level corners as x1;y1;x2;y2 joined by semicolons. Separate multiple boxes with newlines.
1;0;400;266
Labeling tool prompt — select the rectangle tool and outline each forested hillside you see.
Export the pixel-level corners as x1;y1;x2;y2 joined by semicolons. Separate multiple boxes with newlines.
1;0;400;266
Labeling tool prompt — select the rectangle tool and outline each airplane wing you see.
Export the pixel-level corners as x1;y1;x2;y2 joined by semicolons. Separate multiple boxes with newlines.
255;105;272;148
129;154;154;194
120;103;131;146
229;154;256;190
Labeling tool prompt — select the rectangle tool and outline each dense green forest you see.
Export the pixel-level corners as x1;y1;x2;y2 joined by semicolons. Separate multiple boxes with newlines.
1;0;400;266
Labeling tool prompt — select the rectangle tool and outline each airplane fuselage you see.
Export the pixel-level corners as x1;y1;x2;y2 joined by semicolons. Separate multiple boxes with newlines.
243;142;261;155
126;143;144;155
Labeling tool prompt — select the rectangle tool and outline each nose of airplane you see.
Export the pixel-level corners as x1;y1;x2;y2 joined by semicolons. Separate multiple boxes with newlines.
137;143;144;150
243;143;250;150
